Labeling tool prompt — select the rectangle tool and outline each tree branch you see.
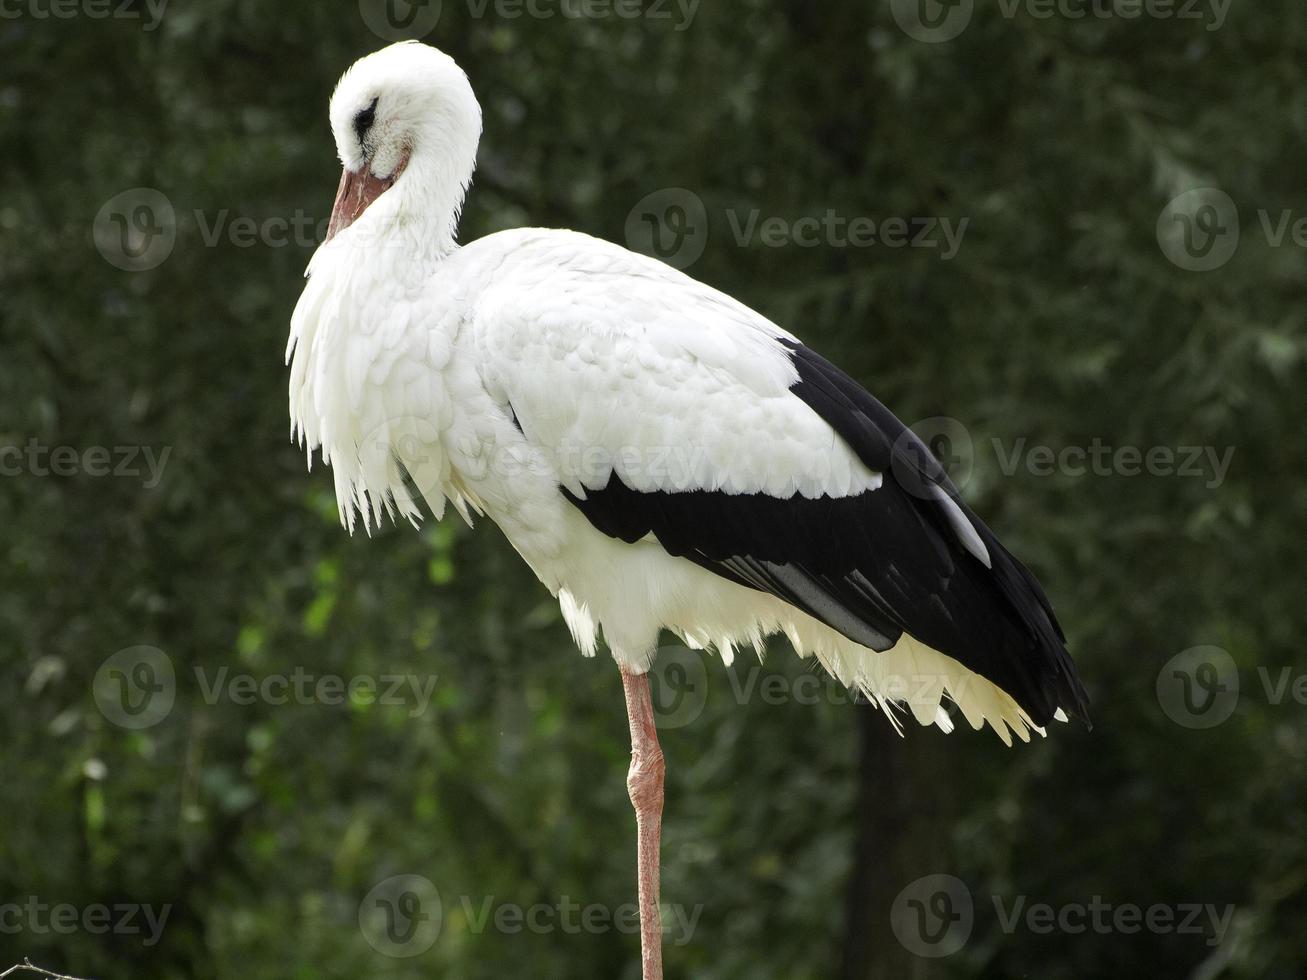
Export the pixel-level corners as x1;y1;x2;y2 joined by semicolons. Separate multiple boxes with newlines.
0;959;95;980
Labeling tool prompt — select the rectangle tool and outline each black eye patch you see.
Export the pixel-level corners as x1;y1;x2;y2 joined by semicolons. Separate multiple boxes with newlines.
354;97;379;147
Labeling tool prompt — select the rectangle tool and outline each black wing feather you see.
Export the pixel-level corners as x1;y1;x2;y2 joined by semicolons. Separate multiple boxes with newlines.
562;341;1089;728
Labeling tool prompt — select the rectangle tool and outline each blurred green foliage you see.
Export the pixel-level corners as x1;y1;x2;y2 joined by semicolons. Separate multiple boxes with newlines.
2;1;1306;978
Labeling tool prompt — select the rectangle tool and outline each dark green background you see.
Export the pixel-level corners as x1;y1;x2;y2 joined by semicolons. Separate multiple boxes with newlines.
3;0;1304;977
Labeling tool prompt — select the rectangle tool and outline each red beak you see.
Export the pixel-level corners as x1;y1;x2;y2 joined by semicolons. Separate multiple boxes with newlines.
325;153;409;242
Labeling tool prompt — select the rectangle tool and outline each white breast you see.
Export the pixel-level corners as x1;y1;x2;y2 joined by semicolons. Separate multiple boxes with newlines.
287;235;468;532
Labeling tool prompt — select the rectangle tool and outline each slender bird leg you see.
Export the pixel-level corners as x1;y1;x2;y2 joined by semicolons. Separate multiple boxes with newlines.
620;666;665;980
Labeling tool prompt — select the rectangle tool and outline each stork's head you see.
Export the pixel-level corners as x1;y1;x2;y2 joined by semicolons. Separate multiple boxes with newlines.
324;42;482;244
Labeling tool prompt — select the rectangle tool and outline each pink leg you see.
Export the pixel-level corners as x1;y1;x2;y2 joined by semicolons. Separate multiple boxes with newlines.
621;667;665;980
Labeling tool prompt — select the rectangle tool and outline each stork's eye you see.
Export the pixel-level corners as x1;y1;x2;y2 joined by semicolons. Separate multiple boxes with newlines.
354;97;379;147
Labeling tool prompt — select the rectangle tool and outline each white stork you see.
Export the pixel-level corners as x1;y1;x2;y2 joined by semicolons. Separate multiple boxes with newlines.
287;42;1088;978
